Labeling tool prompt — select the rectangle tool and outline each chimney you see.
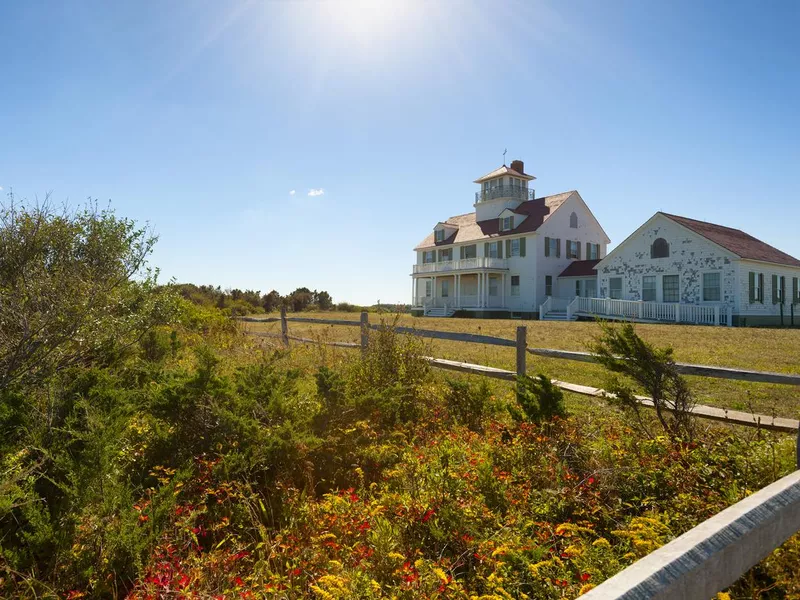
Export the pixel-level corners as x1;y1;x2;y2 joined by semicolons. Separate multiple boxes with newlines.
510;159;524;174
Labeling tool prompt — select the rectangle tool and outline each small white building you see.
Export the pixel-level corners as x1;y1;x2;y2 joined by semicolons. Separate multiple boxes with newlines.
411;160;610;318
585;212;800;327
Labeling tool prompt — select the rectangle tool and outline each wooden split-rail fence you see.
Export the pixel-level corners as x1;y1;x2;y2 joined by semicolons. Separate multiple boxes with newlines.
244;309;800;598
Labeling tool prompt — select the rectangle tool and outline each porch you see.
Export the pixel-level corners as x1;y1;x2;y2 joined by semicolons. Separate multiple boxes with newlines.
548;296;733;327
412;272;511;316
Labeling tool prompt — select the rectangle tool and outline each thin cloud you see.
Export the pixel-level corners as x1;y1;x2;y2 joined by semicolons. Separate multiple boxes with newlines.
308;188;325;197
289;189;296;196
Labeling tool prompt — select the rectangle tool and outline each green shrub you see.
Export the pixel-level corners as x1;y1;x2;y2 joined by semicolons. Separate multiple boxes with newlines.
510;374;566;424
444;378;492;431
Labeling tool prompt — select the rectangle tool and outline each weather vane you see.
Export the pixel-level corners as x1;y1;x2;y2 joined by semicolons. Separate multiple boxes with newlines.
503;148;507;165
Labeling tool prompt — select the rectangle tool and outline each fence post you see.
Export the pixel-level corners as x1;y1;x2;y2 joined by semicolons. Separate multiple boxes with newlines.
360;311;369;355
516;326;527;380
675;303;681;323
280;305;289;347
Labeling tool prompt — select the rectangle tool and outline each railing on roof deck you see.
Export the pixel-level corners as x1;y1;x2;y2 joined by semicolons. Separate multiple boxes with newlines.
475;185;535;203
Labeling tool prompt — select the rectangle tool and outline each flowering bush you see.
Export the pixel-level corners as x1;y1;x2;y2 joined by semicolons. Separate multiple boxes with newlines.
2;316;799;599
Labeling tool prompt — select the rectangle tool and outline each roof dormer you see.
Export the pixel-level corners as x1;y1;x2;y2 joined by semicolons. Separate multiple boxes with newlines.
433;221;458;244
497;208;527;232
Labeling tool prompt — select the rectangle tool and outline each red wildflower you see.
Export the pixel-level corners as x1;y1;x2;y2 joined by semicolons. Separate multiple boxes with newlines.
234;577;244;587
421;509;435;523
581;572;592;582
357;521;371;532
587;476;596;485
177;575;190;588
290;568;302;576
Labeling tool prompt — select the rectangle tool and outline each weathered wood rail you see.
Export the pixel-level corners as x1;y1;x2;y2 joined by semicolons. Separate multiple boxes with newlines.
245;309;800;598
582;469;800;599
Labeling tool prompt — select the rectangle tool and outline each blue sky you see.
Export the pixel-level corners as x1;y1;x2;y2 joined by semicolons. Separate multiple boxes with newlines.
1;0;798;305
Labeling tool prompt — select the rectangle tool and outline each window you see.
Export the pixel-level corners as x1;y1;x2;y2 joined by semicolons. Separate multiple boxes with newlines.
425;281;432;297
642;275;656;302
510;238;520;257
423;250;435;264
775;275;786;304
750;272;764;303
460;244;476;259
587;243;599;260
545;237;560;257
702;272;721;302
511;275;520;296
500;216;513;231
609;277;622;299
575;280;581;297
567;240;580;259
569;212;578;229
487;242;499;258
545;275;553;297
662;274;679;303
488;276;498;297
651;238;670;259
435;229;445;243
441;280;449;298
438;248;452;262
585;279;597;298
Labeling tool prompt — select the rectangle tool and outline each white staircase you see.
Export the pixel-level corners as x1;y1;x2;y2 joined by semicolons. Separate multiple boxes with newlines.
539;297;578;322
541;310;576;321
424;306;457;317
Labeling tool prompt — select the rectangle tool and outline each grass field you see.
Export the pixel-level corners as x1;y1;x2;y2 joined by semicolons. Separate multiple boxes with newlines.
242;312;800;419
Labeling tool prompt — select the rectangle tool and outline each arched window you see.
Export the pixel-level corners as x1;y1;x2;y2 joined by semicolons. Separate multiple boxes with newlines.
651;238;670;259
569;212;578;229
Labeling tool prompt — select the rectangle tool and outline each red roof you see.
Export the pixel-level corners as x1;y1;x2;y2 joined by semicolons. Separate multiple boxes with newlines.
661;213;800;268
414;192;574;250
559;260;600;278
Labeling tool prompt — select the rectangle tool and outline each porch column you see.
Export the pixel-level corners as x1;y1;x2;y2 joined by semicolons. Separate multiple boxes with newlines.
501;273;505;308
456;274;461;308
477;272;482;307
411;277;416;306
432;276;437;307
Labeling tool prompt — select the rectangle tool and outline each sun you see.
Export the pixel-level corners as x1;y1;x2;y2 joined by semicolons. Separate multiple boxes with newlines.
316;0;425;52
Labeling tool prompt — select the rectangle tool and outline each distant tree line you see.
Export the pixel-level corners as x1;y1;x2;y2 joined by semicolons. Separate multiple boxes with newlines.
173;284;355;316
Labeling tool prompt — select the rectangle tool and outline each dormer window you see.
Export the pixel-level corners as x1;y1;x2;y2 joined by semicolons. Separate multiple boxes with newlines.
500;216;513;231
651;238;669;259
435;229;445;243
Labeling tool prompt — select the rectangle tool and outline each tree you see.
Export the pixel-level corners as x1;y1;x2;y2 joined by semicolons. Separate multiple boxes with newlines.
588;322;695;441
315;290;333;311
288;287;313;312
0;195;176;389
261;290;282;312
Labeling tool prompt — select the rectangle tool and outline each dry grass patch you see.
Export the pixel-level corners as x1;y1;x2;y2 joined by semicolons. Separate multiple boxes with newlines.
242;312;800;418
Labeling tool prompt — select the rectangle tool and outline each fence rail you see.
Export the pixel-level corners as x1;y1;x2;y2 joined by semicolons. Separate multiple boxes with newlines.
246;309;800;597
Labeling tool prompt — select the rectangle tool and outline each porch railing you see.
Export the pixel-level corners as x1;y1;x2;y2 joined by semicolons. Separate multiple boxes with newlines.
568;296;733;327
413;257;509;274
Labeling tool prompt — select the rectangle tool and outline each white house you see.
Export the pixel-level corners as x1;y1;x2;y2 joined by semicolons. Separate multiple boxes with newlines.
410;160;610;318
583;212;800;327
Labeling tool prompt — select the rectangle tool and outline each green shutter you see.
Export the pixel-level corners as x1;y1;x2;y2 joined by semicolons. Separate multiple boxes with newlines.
556;239;561;258
484;242;489;257
544;237;550;257
749;272;755;303
505;239;511;257
759;273;764;302
497;242;503;259
794;277;798;305
520;237;526;257
577;241;582;260
460;246;464;260
772;274;779;304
